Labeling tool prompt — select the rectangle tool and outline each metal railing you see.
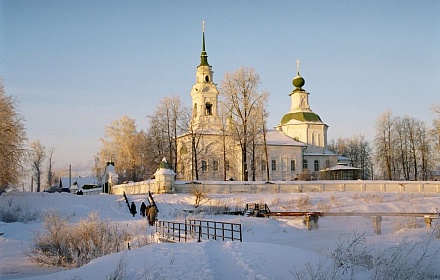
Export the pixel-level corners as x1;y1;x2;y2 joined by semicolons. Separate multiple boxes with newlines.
155;219;242;243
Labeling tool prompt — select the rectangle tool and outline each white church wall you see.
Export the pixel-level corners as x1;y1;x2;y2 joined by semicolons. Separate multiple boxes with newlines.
109;178;440;195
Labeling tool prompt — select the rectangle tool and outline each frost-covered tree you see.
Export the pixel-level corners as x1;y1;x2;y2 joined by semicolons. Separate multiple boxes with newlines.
30;140;46;192
432;104;440;165
374;110;433;180
375;110;396;180
46;147;56;188
147;96;188;173
99;116;148;182
328;135;373;180
0;79;27;193
220;67;268;181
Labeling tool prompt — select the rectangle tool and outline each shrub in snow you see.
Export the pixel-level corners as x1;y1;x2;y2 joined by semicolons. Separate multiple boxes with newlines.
391;216;423;233
0;196;39;223
294;230;440;280
371;235;440;279
30;210;131;267
352;193;385;204
192;185;210;208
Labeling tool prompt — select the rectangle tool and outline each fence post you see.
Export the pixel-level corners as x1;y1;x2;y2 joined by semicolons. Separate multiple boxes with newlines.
197;224;202;242
371;216;382;235
424;216;432;228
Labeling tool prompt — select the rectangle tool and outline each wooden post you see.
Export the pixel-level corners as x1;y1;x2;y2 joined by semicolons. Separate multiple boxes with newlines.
424;216;432;228
304;215;312;230
312;214;319;230
304;214;319;230
371;216;382;235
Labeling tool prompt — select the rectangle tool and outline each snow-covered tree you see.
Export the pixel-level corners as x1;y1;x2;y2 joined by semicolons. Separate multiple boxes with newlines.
99;116;148;182
0;79;27;193
30;140;46;192
220;67;268;181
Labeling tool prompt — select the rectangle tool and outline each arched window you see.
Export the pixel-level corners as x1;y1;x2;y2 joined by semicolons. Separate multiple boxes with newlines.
205;75;210;82
213;160;219;171
303;159;308;170
205;102;212;116
314;160;319;171
271;160;277;171
312;132;320;146
291;160;296;171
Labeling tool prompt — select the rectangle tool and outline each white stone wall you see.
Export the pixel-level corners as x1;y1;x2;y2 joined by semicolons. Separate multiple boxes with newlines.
111;180;440;195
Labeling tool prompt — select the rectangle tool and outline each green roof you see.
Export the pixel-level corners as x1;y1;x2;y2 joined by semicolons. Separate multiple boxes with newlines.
280;112;323;125
158;158;172;170
199;31;210;66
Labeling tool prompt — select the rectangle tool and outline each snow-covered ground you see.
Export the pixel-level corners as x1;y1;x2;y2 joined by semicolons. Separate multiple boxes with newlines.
1;191;440;279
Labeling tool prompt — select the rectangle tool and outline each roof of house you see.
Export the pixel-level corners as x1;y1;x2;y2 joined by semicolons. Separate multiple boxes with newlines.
320;164;361;172
60;176;98;190
266;129;306;147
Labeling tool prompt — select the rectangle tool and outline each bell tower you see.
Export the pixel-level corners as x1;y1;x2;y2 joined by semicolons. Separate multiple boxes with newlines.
190;21;221;131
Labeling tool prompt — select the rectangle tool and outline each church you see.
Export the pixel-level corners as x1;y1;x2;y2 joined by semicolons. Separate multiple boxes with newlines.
176;25;349;182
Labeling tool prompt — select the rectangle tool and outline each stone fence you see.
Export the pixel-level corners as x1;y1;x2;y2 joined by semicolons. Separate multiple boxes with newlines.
111;179;440;195
111;180;157;195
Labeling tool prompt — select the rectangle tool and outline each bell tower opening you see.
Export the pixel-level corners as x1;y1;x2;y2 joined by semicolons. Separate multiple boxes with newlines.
205;102;212;116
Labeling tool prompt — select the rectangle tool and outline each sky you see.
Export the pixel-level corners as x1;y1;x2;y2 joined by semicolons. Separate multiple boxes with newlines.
1;191;440;279
1;1;439;174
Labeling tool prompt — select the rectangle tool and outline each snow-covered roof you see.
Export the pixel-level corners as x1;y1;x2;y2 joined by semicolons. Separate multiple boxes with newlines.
155;157;176;176
266;129;306;147
60;176;98;189
320;164;361;172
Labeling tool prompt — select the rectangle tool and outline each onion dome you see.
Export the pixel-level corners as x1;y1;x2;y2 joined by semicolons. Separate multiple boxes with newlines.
292;72;305;90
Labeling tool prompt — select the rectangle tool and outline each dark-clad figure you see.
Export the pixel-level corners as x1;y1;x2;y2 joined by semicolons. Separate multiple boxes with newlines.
140;202;147;217
130;202;137;217
148;205;157;226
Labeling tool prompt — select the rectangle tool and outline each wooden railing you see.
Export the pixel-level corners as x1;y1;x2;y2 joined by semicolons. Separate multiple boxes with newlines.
155;219;242;243
266;211;439;235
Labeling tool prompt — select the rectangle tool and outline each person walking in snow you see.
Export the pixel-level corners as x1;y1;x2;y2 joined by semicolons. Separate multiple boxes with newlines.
148;205;157;226
140;201;147;217
146;204;151;220
130;202;137;217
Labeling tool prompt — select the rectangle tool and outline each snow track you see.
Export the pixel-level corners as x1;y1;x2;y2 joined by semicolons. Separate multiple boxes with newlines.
203;241;265;280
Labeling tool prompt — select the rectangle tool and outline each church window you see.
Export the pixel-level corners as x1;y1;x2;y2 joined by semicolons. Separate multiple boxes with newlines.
193;103;197;117
205;75;210;82
271;160;277;171
225;160;229;171
291;160;296;171
312;132;320;146
303;159;308;170
201;160;207;172
314;160;319;171
213;160;219;171
205;102;212;116
325;160;330;168
261;160;266;171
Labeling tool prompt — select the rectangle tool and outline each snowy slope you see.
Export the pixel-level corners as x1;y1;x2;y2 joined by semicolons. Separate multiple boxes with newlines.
1;191;439;279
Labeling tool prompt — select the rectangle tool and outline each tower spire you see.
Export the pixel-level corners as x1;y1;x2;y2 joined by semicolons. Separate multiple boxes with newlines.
296;59;300;74
199;21;209;66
